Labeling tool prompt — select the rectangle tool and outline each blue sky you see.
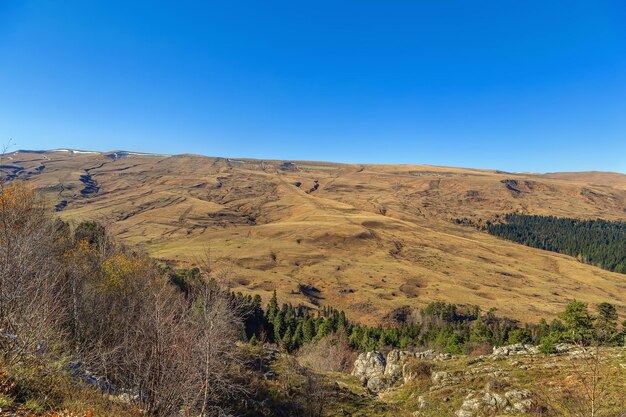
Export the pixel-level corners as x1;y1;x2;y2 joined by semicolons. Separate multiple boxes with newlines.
1;1;625;173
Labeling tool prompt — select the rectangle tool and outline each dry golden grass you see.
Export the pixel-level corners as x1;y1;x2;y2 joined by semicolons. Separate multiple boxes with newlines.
4;150;626;324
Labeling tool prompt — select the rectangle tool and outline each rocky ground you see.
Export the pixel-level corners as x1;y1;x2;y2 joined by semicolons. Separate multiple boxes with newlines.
310;344;626;416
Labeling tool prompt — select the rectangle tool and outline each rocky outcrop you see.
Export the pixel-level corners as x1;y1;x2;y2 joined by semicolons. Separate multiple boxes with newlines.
456;389;534;416
554;343;576;353
384;349;411;383
353;349;453;391
490;343;580;360
491;343;540;357
352;351;386;390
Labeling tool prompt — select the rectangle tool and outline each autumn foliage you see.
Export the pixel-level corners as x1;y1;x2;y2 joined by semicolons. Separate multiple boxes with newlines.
0;182;249;417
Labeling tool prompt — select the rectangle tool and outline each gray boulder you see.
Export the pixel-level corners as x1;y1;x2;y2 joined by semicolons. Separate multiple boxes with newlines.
385;349;412;383
352;351;387;391
492;343;538;357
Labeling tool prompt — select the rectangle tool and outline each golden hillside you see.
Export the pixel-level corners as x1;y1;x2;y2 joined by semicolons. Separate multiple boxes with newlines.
3;149;626;324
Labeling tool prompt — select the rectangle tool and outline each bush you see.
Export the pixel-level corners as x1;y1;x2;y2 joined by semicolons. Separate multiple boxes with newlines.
507;328;532;345
402;358;433;381
464;341;492;357
539;334;558;354
297;329;355;373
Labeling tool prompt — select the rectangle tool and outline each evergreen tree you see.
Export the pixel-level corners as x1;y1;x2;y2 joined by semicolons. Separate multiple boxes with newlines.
302;316;315;342
266;290;279;322
315;320;330;341
595;302;618;344
561;300;594;343
293;322;303;348
507;328;531;344
469;319;490;343
349;326;362;348
282;327;293;351
549;318;565;335
273;310;285;343
534;319;550;344
399;334;411;349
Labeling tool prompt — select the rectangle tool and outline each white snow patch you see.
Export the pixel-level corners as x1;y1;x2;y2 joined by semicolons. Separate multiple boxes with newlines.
50;149;100;155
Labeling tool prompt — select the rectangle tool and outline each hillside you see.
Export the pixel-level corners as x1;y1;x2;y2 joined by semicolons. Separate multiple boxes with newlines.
2;149;626;324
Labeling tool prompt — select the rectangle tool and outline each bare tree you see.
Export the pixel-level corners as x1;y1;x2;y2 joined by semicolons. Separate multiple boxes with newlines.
0;180;67;364
542;343;626;417
191;249;250;415
0;179;254;416
297;327;355;373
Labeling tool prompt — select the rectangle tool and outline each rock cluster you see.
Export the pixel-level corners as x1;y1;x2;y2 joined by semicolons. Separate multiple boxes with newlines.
352;349;452;391
491;343;540;358
352;351;387;391
456;389;534;416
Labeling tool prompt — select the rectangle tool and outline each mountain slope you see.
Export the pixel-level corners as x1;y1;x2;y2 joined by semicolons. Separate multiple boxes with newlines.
3;149;626;324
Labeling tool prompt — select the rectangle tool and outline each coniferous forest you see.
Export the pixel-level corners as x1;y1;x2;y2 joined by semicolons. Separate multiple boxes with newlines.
486;214;626;274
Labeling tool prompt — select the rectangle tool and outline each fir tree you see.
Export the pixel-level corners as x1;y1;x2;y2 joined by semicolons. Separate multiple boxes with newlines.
302;316;315;342
282;327;293;351
595;302;618;344
561;300;594;344
273;310;285;342
266;290;279;322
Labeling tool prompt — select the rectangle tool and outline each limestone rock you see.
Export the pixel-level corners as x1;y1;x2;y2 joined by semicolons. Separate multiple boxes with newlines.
431;371;452;384
492;343;538;357
352;351;387;391
352;351;386;380
385;349;411;382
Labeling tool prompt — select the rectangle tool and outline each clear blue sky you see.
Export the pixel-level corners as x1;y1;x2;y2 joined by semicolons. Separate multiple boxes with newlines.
1;1;625;173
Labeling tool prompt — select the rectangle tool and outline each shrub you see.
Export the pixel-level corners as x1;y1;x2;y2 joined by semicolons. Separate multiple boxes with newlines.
403;358;433;381
507;328;532;345
297;329;355;373
464;341;492;357
539;334;559;354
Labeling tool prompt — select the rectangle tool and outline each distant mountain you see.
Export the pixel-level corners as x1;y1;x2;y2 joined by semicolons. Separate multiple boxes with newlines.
2;149;625;324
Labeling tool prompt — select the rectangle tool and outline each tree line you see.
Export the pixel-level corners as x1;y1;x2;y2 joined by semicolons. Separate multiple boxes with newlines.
232;293;626;355
486;214;626;273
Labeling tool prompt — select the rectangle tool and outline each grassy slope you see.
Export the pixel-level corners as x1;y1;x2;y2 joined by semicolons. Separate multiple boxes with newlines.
4;150;626;324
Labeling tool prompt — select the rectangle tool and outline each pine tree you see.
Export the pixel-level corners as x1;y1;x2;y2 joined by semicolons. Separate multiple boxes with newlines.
266;290;279;322
349;326;361;348
302;316;315;342
282;327;293;351
534;318;550;344
561;300;594;344
399;334;411;349
273;310;284;343
315;320;330;341
293;322;303;348
595;302;618;344
253;294;262;308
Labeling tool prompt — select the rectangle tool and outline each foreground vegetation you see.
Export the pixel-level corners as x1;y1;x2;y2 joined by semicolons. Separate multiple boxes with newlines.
1;181;625;416
487;214;626;273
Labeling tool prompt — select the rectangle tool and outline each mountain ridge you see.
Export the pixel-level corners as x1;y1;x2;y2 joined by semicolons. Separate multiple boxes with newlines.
7;148;626;176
